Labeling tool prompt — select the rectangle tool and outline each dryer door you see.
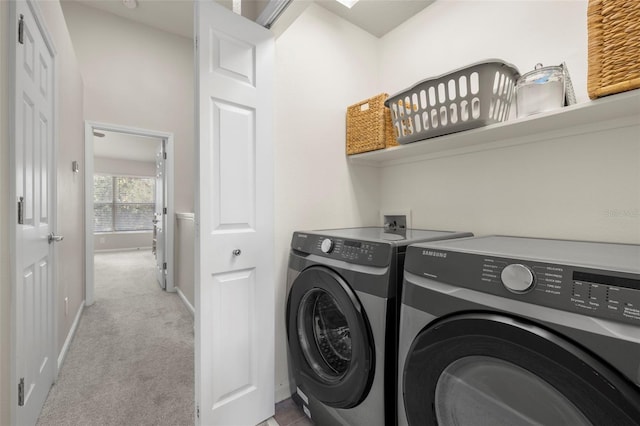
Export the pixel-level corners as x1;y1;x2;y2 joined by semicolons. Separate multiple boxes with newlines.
287;266;374;408
402;314;640;426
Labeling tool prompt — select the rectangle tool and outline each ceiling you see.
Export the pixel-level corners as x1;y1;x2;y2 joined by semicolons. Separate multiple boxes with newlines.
68;0;434;39
94;130;162;162
67;0;195;39
314;0;433;38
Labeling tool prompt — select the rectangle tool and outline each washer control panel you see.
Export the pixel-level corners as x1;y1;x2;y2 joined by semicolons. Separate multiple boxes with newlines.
291;233;391;267
404;247;640;326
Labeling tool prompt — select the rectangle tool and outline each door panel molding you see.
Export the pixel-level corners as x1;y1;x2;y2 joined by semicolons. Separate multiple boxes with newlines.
210;98;256;231
210;268;257;407
210;30;256;86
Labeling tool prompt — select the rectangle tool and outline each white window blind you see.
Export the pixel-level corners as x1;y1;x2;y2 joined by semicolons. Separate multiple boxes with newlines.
94;175;155;232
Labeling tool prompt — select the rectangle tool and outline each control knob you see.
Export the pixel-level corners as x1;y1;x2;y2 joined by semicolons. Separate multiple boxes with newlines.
501;264;535;293
320;238;334;254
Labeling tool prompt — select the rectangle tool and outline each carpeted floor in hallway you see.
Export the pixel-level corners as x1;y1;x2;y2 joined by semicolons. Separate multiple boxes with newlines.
37;249;195;426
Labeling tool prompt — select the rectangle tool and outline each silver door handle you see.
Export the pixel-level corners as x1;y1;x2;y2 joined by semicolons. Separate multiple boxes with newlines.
232;249;241;256
48;233;64;244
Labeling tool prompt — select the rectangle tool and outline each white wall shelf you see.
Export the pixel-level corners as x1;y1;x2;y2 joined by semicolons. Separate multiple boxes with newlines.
348;89;640;167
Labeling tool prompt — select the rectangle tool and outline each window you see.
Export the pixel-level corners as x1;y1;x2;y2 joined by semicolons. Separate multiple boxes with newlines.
94;175;155;232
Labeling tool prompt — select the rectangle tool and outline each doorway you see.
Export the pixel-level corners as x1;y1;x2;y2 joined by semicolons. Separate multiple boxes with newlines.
84;121;175;305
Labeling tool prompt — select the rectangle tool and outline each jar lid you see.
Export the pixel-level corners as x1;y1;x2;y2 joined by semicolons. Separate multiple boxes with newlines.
518;63;564;85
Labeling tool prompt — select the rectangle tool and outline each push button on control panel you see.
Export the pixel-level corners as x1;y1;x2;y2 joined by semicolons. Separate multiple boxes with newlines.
501;264;535;293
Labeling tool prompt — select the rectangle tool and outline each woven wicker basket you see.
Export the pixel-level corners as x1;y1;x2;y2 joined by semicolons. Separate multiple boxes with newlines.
346;93;398;155
588;0;640;99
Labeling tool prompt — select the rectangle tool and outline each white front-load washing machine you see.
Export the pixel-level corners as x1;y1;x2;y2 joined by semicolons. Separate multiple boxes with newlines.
398;236;640;425
285;227;472;425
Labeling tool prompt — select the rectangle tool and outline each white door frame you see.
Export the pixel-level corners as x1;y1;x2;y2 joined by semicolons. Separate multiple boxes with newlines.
84;121;175;305
9;0;58;424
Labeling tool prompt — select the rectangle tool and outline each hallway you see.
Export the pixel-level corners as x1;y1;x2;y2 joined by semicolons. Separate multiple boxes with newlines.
37;250;194;425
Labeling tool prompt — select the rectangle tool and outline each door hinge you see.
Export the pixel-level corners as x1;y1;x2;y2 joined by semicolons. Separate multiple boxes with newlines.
163;152;167;160
18;377;24;406
196;406;200;419
163;262;167;270
18;15;24;45
163;207;167;214
17;197;24;224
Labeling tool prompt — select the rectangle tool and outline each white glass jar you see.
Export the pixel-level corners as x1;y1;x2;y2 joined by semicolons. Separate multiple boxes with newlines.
516;64;565;118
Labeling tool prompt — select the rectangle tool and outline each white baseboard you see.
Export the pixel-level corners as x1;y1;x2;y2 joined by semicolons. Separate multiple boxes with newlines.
175;212;194;221
275;382;292;403
176;287;195;316
94;247;152;253
264;417;279;426
58;301;84;369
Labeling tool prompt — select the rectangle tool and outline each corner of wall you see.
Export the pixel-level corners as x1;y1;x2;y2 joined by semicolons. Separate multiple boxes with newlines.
273;2;382;403
270;1;310;39
35;0;87;363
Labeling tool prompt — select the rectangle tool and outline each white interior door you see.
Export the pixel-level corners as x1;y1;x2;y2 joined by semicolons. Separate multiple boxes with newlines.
195;1;275;424
154;141;165;289
11;1;57;424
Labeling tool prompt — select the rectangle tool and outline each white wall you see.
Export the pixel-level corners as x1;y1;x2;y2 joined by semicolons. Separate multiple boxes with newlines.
94;232;153;251
0;1;85;422
176;213;195;309
60;1;194;214
94;157;156;177
38;0;87;362
0;2;10;422
273;3;381;400
379;127;640;242
377;0;640;244
380;0;589;103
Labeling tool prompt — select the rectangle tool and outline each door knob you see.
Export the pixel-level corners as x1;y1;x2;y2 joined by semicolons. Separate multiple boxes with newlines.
48;233;64;244
232;249;241;256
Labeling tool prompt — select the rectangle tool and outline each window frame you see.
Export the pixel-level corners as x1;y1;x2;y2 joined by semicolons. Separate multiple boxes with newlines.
93;173;156;233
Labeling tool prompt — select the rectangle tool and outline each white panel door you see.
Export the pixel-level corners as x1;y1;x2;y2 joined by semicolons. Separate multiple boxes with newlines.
155;142;165;289
195;1;275;424
12;1;56;425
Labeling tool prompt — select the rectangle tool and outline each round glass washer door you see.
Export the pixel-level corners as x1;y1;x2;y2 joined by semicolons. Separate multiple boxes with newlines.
402;314;640;426
297;288;352;383
435;356;591;426
286;266;374;408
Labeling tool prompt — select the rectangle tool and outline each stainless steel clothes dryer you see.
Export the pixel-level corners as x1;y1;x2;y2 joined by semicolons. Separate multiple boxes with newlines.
286;227;473;426
398;236;640;426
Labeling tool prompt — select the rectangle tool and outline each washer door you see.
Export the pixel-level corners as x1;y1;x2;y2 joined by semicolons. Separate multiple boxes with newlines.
403;313;640;426
287;266;374;408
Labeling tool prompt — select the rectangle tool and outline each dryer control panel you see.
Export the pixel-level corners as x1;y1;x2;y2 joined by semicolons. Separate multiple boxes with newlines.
405;247;640;326
291;232;391;267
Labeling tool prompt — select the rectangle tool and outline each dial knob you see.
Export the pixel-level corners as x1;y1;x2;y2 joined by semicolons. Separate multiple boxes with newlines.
320;238;334;254
501;264;535;293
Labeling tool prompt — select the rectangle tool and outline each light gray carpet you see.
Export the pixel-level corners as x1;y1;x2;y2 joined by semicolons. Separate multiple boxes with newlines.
37;250;195;426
